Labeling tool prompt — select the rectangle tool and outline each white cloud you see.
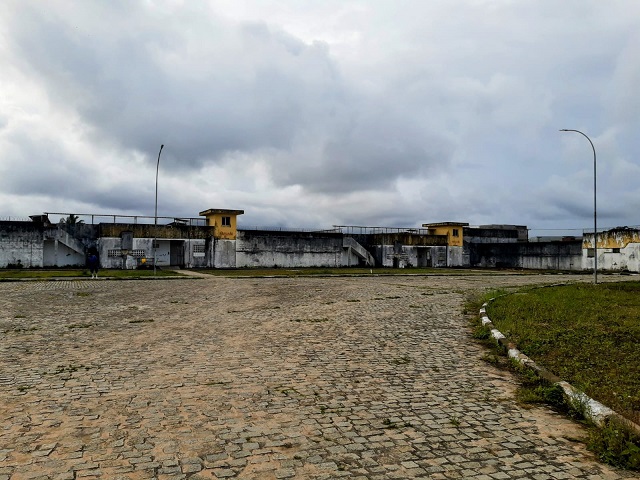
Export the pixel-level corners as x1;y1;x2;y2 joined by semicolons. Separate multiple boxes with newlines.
0;0;639;234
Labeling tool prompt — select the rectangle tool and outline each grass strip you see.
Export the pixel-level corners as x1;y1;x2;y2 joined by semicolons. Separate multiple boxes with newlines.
0;269;182;279
480;281;640;470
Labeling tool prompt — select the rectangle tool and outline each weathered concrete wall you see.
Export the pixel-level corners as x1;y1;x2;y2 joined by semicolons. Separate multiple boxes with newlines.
0;221;44;268
470;241;583;270
369;233;448;247
582;229;640;272
43;240;85;267
372;245;449;268
99;223;212;240
236;230;344;268
185;240;208;268
448;246;464;267
464;227;520;244
583;242;640;272
212;239;237;268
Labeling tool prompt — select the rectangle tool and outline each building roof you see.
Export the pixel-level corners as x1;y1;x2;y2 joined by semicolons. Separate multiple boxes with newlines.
422;222;470;228
199;209;245;216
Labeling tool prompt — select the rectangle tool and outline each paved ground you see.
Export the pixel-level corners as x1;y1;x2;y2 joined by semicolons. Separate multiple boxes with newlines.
0;274;637;480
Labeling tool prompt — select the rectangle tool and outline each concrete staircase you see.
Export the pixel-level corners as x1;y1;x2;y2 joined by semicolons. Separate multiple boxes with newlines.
55;227;86;255
343;237;375;266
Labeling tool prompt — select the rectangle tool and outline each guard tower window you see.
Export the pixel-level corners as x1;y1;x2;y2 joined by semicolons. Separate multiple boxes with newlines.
222;216;231;227
452;229;459;237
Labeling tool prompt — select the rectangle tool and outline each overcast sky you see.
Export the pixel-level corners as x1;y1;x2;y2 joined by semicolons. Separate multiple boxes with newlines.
1;1;639;236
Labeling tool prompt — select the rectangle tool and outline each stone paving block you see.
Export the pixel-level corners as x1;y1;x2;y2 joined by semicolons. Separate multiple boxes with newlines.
0;275;637;479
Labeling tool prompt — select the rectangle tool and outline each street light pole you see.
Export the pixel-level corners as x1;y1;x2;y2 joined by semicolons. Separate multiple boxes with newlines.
154;144;164;276
560;129;597;284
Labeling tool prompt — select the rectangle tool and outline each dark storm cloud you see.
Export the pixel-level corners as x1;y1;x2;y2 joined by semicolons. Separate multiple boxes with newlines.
4;1;452;196
2;1;639;232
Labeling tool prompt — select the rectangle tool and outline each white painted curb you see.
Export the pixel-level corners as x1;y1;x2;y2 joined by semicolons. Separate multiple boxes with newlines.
480;298;640;433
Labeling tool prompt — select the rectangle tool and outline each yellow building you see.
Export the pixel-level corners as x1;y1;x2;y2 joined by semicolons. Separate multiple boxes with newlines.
422;222;469;247
199;209;244;240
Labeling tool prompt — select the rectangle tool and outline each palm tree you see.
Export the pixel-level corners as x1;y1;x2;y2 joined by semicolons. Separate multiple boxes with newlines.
60;214;84;234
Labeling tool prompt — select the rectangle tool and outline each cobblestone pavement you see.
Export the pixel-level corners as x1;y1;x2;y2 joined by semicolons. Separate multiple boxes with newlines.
1;274;637;480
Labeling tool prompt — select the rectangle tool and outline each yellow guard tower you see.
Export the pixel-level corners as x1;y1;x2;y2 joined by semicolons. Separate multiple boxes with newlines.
199;209;244;240
422;222;469;247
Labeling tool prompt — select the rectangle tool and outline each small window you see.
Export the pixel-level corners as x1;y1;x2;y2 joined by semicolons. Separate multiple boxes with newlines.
131;249;146;258
452;229;459;237
222;216;231;227
612;248;621;253
587;248;595;258
193;244;205;253
107;249;121;258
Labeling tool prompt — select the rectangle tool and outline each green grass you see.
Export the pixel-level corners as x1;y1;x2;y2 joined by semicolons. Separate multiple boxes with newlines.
0;269;183;279
479;281;640;470
485;282;640;423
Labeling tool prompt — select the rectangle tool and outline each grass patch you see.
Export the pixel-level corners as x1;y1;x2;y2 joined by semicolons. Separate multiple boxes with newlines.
0;269;184;279
485;282;640;424
475;281;640;470
67;323;93;329
588;418;640;470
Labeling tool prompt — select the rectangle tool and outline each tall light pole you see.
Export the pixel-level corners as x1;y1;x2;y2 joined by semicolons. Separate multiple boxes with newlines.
560;129;597;284
154;144;164;275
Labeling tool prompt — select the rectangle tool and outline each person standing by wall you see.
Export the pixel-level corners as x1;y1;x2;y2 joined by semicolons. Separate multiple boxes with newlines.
88;252;99;279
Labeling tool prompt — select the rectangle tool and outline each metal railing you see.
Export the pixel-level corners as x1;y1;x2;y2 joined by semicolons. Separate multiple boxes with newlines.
44;212;207;226
333;225;430;235
0;216;32;222
239;226;340;233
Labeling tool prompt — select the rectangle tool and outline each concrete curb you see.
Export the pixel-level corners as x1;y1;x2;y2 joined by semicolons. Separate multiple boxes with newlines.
480;297;640;436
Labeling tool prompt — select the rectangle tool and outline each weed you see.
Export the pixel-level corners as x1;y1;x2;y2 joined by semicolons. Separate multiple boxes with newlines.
382;418;398;429
481;353;501;366
588;418;640;470
292;318;329;323
75;292;91;297
391;355;411;365
472;325;491;340
346;299;360;303
449;416;461;427
204;380;231;385
14;314;26;318
129;319;154;324
67;323;92;329
52;364;86;375
17;385;32;392
11;326;37;333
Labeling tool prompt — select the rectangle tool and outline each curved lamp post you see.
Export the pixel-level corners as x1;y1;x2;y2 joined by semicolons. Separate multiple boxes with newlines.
560;129;597;284
153;144;164;275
